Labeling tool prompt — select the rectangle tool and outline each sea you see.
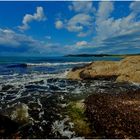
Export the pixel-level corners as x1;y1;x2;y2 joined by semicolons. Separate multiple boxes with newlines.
0;56;139;138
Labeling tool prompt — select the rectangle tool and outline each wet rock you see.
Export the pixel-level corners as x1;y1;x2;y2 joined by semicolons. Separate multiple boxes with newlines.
2;85;14;91
0;114;19;138
85;88;140;138
29;80;44;85
49;85;60;91
10;103;30;124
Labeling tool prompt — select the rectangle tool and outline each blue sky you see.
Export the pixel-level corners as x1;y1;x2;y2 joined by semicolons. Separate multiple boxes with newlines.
0;1;140;56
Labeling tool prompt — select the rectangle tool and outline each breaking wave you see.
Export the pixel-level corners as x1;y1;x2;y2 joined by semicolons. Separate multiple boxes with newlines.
6;61;91;68
27;61;91;67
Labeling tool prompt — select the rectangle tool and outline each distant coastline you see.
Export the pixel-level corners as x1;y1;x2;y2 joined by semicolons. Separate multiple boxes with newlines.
65;53;140;57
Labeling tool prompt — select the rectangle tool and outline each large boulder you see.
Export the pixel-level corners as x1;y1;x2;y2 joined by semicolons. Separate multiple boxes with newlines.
67;56;140;83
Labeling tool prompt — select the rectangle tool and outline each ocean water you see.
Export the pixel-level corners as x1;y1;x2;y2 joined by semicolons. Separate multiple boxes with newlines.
0;56;138;138
0;56;122;91
0;56;122;74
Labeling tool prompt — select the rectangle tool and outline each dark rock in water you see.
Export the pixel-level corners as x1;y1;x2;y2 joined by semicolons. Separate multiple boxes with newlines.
0;114;19;138
85;88;140;139
29;80;44;85
2;85;14;91
49;85;60;91
47;78;59;83
25;85;38;89
7;63;27;68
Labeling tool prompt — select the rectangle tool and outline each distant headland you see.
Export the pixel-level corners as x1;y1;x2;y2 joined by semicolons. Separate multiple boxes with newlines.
65;53;140;57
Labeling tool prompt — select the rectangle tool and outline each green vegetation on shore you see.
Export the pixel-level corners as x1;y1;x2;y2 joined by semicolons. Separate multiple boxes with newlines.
66;100;92;137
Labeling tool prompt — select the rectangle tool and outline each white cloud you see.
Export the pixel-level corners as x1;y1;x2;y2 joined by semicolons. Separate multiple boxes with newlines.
90;1;115;45
67;13;92;32
93;2;140;44
0;28;41;48
69;1;95;13
0;29;20;47
19;6;46;31
76;41;88;47
55;20;63;29
64;1;140;54
45;36;51;40
0;28;68;56
55;1;95;37
96;1;114;22
130;1;140;14
55;13;93;37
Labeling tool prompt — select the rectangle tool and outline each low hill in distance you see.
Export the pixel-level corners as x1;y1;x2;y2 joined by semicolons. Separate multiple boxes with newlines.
65;53;140;57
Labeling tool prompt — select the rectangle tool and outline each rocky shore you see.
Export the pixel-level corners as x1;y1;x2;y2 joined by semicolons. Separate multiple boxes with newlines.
67;56;140;83
67;55;140;138
85;88;140;139
0;56;140;138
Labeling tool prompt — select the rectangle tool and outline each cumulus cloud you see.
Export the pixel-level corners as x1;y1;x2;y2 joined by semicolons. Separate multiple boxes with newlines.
76;41;88;47
91;1;140;53
0;28;68;56
19;6;46;31
55;1;95;37
0;28;38;48
130;1;140;14
66;1;140;54
55;20;63;29
55;13;93;37
68;1;96;13
67;13;92;32
4;1;140;55
96;1;114;22
0;29;20;47
95;1;115;40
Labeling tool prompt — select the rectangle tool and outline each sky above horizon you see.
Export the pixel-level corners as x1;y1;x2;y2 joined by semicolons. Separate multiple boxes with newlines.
0;1;140;56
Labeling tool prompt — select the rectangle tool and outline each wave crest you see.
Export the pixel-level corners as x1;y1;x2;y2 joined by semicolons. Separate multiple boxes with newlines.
26;62;91;67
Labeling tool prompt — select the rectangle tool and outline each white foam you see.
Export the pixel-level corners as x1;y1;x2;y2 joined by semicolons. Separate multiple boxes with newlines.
51;117;75;138
0;75;3;78
26;61;91;67
2;70;70;88
132;82;140;87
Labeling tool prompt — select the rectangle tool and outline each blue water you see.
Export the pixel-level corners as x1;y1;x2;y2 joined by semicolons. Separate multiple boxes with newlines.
0;56;122;75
